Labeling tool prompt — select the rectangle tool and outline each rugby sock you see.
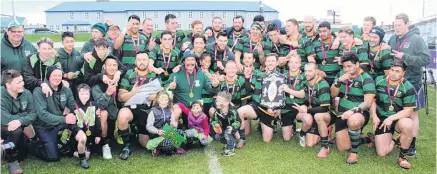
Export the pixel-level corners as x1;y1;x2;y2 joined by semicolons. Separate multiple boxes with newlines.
118;128;131;149
78;153;86;160
320;136;329;148
399;148;409;158
101;137;108;145
299;129;307;137
410;137;416;148
348;129;361;153
238;129;246;141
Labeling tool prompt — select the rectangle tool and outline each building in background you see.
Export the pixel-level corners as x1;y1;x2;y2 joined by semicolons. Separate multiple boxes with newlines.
1;14;27;32
45;1;279;32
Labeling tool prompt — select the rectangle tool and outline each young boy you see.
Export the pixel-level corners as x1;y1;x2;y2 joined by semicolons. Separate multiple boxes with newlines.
72;84;101;169
211;91;242;156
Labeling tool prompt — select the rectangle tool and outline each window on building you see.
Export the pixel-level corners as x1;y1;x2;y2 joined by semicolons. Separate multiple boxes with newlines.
178;24;181;29
188;24;191;29
142;12;147;19
84;12;89;19
154;24;158;30
56;25;60;31
177;12;181;18
97;12;101;19
200;12;204;19
222;12;226;19
69;12;74;20
211;12;215;18
234;12;238;17
189;11;193;18
154;12;158;18
49;25;53;30
165;11;170;16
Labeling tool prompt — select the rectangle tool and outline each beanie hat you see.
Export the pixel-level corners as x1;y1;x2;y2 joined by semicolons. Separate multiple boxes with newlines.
92;23;109;36
46;65;62;80
250;23;262;31
369;27;385;43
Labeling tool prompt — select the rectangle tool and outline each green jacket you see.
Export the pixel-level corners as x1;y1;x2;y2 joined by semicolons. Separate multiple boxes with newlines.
58;48;84;89
81;38;114;56
1;86;36;126
32;81;76;130
92;84;119;120
1;34;37;73
23;53;62;91
388;25;431;86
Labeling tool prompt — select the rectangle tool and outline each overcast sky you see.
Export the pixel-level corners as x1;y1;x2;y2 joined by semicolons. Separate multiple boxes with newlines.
1;0;436;25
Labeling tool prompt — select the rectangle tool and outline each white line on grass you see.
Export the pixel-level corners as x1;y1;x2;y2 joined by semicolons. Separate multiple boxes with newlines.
204;145;223;174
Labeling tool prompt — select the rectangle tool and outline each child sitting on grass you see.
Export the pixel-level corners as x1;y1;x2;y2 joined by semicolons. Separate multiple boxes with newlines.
177;101;210;147
211;91;242;156
146;91;186;156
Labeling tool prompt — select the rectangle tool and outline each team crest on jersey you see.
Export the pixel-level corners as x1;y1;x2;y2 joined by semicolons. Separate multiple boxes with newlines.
354;82;360;87
21;101;27;110
75;56;80;60
194;80;200;87
397;91;402;97
60;94;66;102
404;42;410;49
25;50;31;57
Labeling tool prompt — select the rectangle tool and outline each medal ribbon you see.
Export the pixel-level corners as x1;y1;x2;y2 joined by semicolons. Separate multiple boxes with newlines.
308;76;320;104
75;103;93;130
161;47;172;70
387;77;401;107
185;69;197;94
321;38;333;64
397;37;408;51
288;71;301;89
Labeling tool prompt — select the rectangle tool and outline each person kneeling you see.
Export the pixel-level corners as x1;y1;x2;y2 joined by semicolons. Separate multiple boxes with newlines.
211;92;242;156
146;91;185;156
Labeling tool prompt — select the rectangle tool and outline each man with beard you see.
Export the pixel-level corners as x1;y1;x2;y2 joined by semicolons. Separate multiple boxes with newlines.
141;18;156;52
23;38;63;92
371;60;415;169
388;13;431;156
166;51;220;128
235;23;265;71
29;66;77;162
293;63;334;158
367;27;393;79
307;22;340;86
337;26;370;72
330;52;375;164
114;15;148;68
82;22;114;63
155;14;185;50
58;32;84;97
83;38;126;87
149;30;182;84
206;32;235;74
1;20;37;73
182;20;204;51
227;15;248;51
1;70;37;174
205;17;224;44
91;56;122;160
237;53;285;144
117;52;160;160
301;16;318;40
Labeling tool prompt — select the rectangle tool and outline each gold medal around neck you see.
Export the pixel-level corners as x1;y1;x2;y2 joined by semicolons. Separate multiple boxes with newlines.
389;105;394;111
164;71;169;76
189;92;194;98
86;129;91;136
322;60;326;65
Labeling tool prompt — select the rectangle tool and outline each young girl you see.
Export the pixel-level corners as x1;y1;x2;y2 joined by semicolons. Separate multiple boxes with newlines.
200;53;217;117
146;91;185;156
71;84;102;169
178;101;210;147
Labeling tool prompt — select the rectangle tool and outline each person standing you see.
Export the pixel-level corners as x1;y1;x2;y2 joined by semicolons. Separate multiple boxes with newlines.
58;32;83;97
155;14;185;50
388;13;431;157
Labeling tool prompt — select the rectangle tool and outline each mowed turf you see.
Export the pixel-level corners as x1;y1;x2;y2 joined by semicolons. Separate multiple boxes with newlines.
2;88;435;174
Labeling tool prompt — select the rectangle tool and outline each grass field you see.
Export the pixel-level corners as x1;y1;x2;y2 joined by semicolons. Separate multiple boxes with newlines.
1;88;435;174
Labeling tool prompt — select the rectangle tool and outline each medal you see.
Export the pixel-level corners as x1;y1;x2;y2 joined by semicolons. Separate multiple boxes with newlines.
75;103;93;136
189;92;194;98
186;69;197;99
322;60;326;65
344;95;348;100
308;76;319;107
389;105;394;111
161;47;172;73
321;38;332;66
344;79;351;100
164;71;169;76
135;71;148;86
86;129;91;136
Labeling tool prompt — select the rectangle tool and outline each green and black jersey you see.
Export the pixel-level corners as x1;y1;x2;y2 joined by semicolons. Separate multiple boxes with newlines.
338;44;369;70
149;45;182;83
235;36;262;69
201;69;216;105
155;30;185;50
374;76;416;118
309;38;340;84
228;29;249;51
218;76;246;107
281;70;306;113
335;69;376;114
303;77;331;108
369;47;393;79
249;69;265;104
119;69;160;93
205;43;235;73
119;34;148;67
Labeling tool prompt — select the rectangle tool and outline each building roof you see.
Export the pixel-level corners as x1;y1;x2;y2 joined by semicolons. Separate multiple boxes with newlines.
1;14;26;29
46;1;278;13
61;20;91;26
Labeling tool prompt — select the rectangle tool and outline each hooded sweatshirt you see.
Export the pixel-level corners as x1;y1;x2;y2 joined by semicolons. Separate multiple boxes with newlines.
23;53;62;91
92;81;119;120
1;86;36;126
388;25;431;86
82;49;127;87
1;34;37;73
32;80;76;130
